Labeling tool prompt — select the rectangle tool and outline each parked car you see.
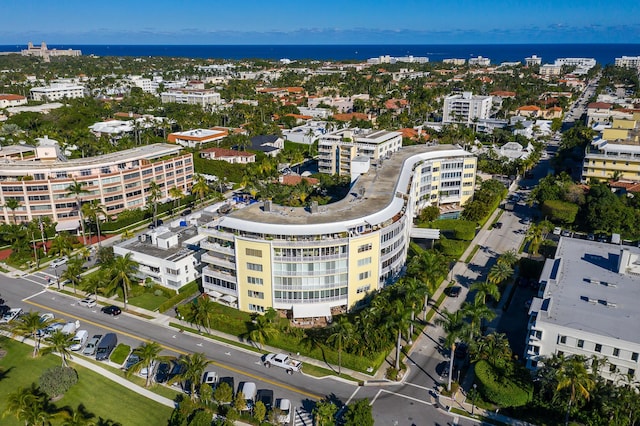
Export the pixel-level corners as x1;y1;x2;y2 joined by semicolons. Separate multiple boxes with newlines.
61;320;80;335
256;389;274;411
445;286;461;298
139;360;157;379
101;305;122;316
180;209;192;216
0;308;23;324
237;382;257;411
148;219;164;229
553;227;562;235
493;222;503;229
38;322;64;338
50;256;69;268
202;371;218;387
275;399;291;424
78;296;97;308
69;330;89;351
124;353;141;371
83;335;103;356
95;333;118;361
155;362;172;383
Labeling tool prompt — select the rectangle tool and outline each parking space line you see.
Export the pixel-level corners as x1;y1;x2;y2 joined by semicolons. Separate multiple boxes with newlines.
344;386;360;406
23;289;47;300
403;382;432;391
370;389;383;405
24;298;322;400
375;389;433;406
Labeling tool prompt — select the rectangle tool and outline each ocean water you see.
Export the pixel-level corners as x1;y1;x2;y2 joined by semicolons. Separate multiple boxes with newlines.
1;44;639;65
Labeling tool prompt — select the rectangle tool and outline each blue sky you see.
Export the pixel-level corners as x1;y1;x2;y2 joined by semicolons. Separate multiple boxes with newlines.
1;0;639;44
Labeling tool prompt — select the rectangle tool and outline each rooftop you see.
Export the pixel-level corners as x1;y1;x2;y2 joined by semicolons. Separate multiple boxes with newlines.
535;237;640;344
117;223;207;262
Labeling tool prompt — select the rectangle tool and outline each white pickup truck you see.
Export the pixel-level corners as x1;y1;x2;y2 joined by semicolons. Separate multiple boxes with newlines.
263;353;302;374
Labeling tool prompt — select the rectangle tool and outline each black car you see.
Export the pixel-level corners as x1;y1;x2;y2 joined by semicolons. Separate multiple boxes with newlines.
180;209;192;216
493;222;503;229
148;219;164;229
155;362;172;383
101;305;122;316
445;286;462;298
256;389;274;411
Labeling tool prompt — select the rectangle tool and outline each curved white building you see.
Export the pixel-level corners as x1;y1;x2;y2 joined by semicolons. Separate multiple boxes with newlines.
199;144;476;317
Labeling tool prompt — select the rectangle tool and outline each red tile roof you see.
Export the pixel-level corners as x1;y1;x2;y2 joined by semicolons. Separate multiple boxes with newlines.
587;102;613;109
490;91;516;97
279;175;319;186
333;112;370;121
384;99;408;110
0;94;26;101
517;105;541;111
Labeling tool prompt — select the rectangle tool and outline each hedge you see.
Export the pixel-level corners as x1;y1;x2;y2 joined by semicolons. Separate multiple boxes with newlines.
474;360;532;408
541;199;579;224
157;281;199;312
428;219;477;241
437;237;468;257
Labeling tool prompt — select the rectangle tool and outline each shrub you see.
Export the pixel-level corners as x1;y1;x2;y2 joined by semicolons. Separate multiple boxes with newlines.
385;367;399;381
541;199;579;224
474;360;532;407
157;281;199;313
38;366;78;398
437;237;467;257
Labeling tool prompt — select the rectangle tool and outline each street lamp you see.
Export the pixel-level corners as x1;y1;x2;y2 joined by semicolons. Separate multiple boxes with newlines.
471;383;478;415
54;265;60;290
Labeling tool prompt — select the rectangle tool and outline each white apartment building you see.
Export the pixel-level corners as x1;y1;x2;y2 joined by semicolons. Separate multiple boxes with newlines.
0;143;193;228
161;89;221;108
468;56;491;66
539;64;562;77
30;83;85;101
442;92;493;125
615;56;640;69
525;237;640;383
282;120;329;145
443;59;466;65
525;55;542;66
318;128;402;179
554;57;597;69
127;75;156;93
168;128;228;148
114;224;206;291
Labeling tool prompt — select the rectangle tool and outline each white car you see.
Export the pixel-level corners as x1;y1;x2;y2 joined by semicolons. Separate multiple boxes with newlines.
275;398;291;424
78;296;97;308
553;227;562;235
50;256;69;268
0;308;23;324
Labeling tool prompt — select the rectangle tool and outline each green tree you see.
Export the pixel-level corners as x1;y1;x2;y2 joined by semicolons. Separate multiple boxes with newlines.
435;309;468;391
61;255;84;294
41;330;74;367
312;399;338;426
126;341;165;388
407;250;448;319
60;404;96;426
147;181;162;227
556;355;596;426
66;180;90;246
183;296;216;334
487;262;513;285
3;384;51;426
326;316;356;375
461;299;496;340
497;249;519;267
343;398;374;426
81;200;107;249
168;353;211;402
233;391;247;412
398;277;427;339
253;401;266;422
11;311;55;357
169;186;184;215
470;332;512;371
387;299;413;370
247;314;278;350
191;174;211;207
4;197;21;224
213;381;233;405
104;253;138;310
49;233;74;258
470;281;500;305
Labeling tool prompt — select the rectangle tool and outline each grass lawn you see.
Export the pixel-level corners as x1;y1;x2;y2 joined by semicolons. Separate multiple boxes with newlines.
0;337;173;426
128;292;169;311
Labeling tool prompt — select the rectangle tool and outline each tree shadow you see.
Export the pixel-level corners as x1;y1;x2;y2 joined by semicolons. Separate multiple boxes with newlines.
0;366;14;382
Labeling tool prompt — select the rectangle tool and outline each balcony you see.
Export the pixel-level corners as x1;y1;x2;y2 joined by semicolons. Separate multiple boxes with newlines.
201;253;236;270
200;240;235;255
202;266;237;283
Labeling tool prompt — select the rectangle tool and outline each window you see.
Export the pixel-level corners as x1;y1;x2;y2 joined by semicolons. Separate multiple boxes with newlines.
629;368;636;376
558;335;567;344
249;304;265;313
247;290;264;299
245;248;262;258
577;339;584;348
247;262;263;272
356;285;370;294
357;243;372;253
247;277;263;285
610;364;617;373
357;257;372;267
358;271;370;280
632;352;639;362
595;344;602;353
613;348;620;357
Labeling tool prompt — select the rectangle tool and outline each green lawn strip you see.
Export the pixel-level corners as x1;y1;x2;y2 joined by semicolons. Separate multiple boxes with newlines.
426;291;449;322
449;407;506;426
128;292;169;311
110;344;131;365
489;209;504;228
464;244;480;263
0;337;172;426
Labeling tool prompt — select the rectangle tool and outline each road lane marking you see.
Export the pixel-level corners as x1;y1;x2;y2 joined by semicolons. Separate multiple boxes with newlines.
403;382;432;391
370;389;383;405
376;389;433;406
345;386;360;405
23;289;47;301
24;298;322;400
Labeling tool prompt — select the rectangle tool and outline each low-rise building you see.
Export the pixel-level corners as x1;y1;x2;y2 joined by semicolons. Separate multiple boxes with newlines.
539;64;562;78
0;94;27;108
161;89;221;108
615;56;640;69
442;92;493;125
168;128;228;148
525;237;640;383
249;135;284;157
443;58;466;65
525;55;542;66
200;147;255;164
114;224;206;290
30;83;85;101
468;56;491;66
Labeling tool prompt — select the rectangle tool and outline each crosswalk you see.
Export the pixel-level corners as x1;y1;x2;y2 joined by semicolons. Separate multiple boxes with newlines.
293;407;313;426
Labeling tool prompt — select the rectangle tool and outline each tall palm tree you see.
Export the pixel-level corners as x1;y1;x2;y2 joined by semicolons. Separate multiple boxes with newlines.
487;262;514;285
470;281;501;305
168;186;184;215
556;355;596;426
497;249;519;267
435;309;468;391
183;296;216;334
66;180;90;246
191;174;210;207
11;311;55;357
3;384;49;426
126;341;166;387
147;181;162;227
60;404;96;426
387;299;413;370
248;315;278;350
81;200;107;249
4;197;21;224
168;353;211;401
398;277;426;340
105;253;138;310
470;332;512;370
41;330;74;367
407;250;448;320
461;300;496;340
81;271;108;304
61;255;84;294
49;233;74;258
327;316;356;375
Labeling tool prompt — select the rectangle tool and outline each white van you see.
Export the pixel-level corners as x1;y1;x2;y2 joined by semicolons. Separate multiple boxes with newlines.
69;330;89;351
238;382;256;411
61;320;80;335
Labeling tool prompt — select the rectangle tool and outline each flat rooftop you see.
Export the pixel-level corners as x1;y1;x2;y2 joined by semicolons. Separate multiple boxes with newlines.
536;237;640;344
211;144;471;236
117;224;206;262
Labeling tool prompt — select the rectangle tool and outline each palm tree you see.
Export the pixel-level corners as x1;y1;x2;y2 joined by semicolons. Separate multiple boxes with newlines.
497;249;519;267
191;174;210;207
470;281;501;305
147;181;162;226
407;250;448;320
387;299;413;371
11;311;55;357
183;296;216;334
470;332;512;371
81;200;107;249
398;277;426;340
248;315;278;350
435;309;468;391
60;404;96;426
461;300;496;340
487;262;514;285
126;341;166;387
556;355;596;425
3;384;49;426
326;316;356;375
81;271;108;304
4;197;21;224
66;180;90;246
168;353;211;401
41;330;74;367
105;253;138;310
168;186;184;215
49;233;73;257
61;255;84;294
